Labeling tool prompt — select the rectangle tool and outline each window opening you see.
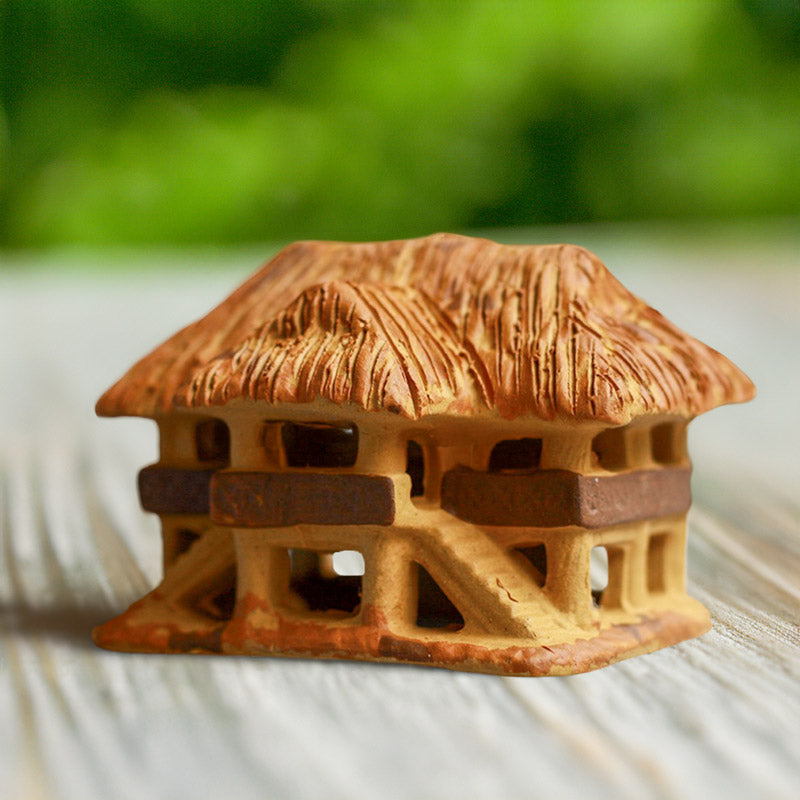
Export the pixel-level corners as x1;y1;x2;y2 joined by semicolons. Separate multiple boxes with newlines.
415;564;464;630
188;564;237;621
591;428;626;471
406;440;425;497
651;424;678;465
202;584;237;621
590;546;609;607
591;545;625;608
514;544;547;588
281;422;358;468
175;528;201;558
647;533;669;593
488;438;542;472
288;548;362;615
331;550;366;577
195;419;230;462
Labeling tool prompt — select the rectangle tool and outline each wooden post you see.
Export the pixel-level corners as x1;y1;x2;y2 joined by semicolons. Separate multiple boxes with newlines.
232;529;287;626
626;531;649;609
545;534;592;628
360;534;415;631
357;427;406;474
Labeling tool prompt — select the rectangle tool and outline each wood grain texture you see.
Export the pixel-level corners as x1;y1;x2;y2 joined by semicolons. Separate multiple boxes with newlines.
1;228;797;800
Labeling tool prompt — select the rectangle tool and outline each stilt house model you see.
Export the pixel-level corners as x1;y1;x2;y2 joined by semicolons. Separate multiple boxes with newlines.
94;234;754;675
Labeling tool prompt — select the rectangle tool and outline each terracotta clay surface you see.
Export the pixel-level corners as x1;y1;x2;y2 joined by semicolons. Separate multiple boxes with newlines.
97;234;753;423
210;471;396;527
94;234;754;675
138;466;216;515
440;466;692;528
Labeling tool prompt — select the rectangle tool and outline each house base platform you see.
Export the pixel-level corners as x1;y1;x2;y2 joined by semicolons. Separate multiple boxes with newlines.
92;595;710;677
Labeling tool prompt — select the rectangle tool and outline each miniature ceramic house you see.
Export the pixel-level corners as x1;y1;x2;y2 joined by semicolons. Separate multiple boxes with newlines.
94;234;754;675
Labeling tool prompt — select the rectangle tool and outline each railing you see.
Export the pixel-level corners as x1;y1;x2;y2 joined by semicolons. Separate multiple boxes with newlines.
210;471;396;527
139;463;690;530
138;464;220;515
440;466;691;528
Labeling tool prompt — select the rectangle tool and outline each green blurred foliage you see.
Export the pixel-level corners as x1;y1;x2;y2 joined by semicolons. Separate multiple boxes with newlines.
0;0;798;248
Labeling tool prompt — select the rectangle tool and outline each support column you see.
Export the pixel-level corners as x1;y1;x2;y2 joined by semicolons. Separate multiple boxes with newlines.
625;530;649;609
597;538;646;613
470;440;494;471
659;519;688;594
540;432;593;472
231;529;287;627
357;427;406;474
157;415;196;464
229;417;274;469
624;426;653;469
360;534;415;632
544;534;592;628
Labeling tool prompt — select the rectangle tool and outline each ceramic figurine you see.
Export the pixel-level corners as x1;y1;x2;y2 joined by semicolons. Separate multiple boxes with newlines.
94;234;754;675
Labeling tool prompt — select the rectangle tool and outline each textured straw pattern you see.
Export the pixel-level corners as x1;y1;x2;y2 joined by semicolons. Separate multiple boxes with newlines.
97;234;754;422
177;281;485;418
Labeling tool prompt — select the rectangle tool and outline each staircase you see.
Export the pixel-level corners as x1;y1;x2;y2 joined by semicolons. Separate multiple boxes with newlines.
155;529;236;605
408;509;570;639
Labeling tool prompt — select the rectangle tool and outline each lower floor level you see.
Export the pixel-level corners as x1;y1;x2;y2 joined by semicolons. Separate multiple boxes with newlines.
93;509;711;675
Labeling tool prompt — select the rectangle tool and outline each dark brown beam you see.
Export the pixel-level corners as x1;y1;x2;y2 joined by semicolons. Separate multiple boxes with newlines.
138;465;217;515
441;466;691;528
210;471;396;527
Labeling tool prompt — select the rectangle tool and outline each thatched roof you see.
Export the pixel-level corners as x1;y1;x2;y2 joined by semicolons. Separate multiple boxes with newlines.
176;281;483;418
97;234;754;424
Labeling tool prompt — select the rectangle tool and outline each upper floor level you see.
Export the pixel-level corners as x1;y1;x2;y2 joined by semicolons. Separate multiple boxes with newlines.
138;406;692;530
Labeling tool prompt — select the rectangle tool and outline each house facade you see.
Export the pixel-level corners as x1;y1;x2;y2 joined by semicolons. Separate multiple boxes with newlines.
94;235;754;675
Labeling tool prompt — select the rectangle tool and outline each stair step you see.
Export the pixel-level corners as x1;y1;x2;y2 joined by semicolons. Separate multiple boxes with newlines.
471;556;514;571
411;509;567;637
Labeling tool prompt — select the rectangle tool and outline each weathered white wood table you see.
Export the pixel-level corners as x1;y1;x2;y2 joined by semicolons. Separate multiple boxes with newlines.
1;225;798;800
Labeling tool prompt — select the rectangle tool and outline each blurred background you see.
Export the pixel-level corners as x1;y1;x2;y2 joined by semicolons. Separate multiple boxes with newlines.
1;10;799;799
1;0;799;252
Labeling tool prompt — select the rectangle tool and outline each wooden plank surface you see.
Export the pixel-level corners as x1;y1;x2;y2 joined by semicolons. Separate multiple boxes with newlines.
1;226;798;800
